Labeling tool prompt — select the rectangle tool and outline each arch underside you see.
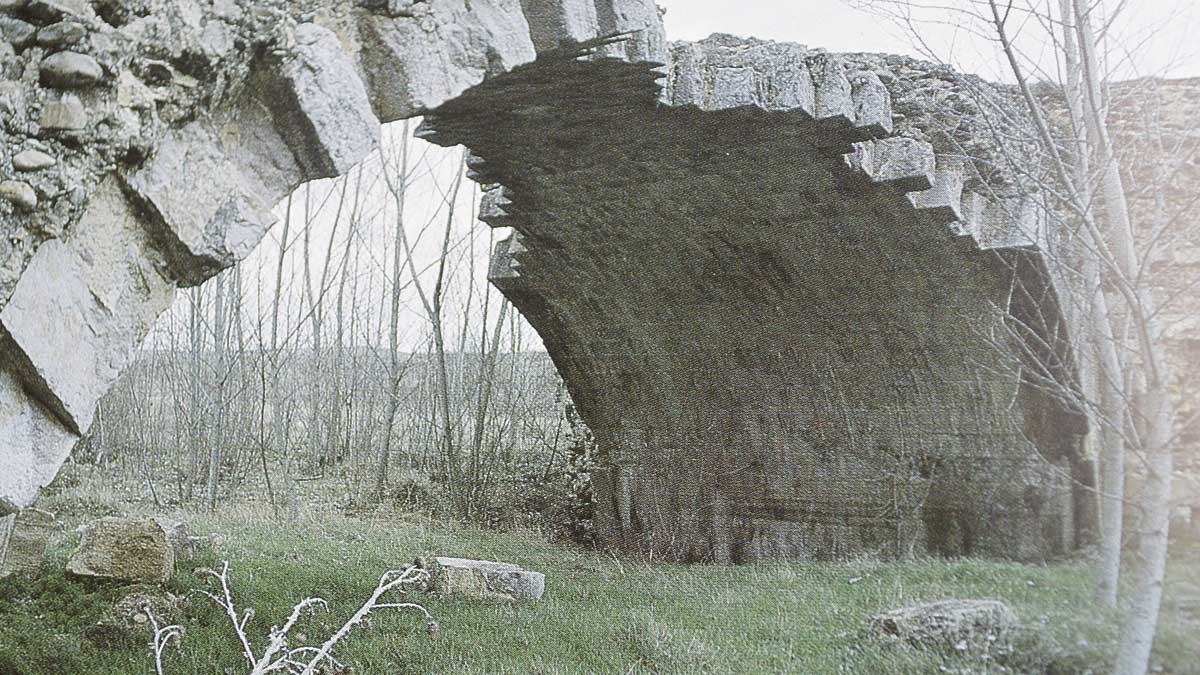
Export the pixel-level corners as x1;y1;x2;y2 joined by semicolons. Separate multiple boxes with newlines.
424;51;1090;561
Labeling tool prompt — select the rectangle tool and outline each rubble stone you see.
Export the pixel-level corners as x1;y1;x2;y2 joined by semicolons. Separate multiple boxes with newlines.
38;92;86;129
12;148;55;170
35;20;87;47
0;180;36;209
24;0;91;23
39;50;103;87
871;599;1020;653
0;16;35;47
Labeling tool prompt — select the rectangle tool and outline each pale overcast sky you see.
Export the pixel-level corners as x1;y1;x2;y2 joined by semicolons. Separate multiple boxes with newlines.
655;0;1200;81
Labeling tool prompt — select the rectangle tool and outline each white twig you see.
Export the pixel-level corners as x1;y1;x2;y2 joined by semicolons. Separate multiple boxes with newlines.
175;561;434;675
250;598;329;675
145;606;183;675
298;566;431;675
199;562;257;666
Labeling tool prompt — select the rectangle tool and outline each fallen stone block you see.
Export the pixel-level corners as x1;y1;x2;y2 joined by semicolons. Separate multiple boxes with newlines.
871;599;1019;653
85;588;186;646
432;556;545;601
0;508;54;577
154;519;196;562
66;517;175;584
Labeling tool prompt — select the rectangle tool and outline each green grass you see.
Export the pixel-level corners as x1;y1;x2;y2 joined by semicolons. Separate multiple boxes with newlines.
1;506;1198;674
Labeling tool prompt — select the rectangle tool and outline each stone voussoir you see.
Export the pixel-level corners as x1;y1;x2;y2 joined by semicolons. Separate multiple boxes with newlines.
268;23;381;178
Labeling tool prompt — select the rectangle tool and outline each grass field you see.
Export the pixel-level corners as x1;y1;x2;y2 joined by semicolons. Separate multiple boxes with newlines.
1;498;1197;675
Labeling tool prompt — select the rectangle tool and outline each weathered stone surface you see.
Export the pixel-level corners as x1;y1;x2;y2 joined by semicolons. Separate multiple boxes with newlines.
0;508;53;577
66;517;175;583
11;148;56;170
0;179;36;209
0;368;79;514
0;16;35;48
268;23;380;178
24;0;91;23
0;178;174;435
85;588;186;646
38;92;86;129
39;50;103;87
358;0;537;122
35;20;87;47
433;556;545;601
0;0;27;14
0;0;1192;558
871;599;1020;652
423;40;1089;562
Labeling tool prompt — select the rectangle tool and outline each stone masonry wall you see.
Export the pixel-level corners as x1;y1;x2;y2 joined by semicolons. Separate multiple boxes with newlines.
421;35;1092;561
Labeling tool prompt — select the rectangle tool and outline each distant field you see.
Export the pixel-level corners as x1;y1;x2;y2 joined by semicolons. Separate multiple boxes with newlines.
1;503;1197;675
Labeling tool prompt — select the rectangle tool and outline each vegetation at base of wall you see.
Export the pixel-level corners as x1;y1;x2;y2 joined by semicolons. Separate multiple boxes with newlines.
2;497;1198;675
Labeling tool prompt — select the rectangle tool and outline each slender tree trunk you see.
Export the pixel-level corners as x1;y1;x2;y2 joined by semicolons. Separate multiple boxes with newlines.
188;287;203;503
206;271;228;511
1068;3;1175;671
376;122;411;501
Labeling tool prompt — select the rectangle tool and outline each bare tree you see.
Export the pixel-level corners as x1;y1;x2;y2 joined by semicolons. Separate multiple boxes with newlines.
847;2;1194;672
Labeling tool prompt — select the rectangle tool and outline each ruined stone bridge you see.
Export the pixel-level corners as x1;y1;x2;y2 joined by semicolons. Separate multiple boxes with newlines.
0;0;1142;561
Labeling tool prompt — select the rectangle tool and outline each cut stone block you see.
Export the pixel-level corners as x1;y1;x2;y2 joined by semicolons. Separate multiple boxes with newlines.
358;0;536;123
125;121;281;284
845;137;936;192
667;36;816;115
0;368;80;514
520;0;599;52
0;179;174;435
849;69;892;138
0;508;54;577
268;23;381;178
592;0;667;63
66;517;175;584
433;556;545;601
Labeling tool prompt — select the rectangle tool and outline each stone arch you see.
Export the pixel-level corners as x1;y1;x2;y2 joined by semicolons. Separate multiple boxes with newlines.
0;0;1092;562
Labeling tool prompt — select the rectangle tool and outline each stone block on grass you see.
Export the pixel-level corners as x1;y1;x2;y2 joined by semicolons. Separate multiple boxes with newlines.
432;556;545;601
